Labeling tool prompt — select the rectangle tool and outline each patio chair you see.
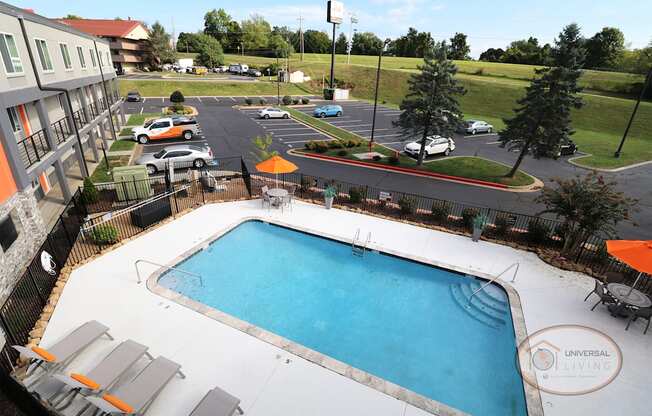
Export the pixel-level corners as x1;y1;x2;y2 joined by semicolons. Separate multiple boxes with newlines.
12;321;112;389
583;280;617;311
189;387;244;416
48;340;152;411
261;186;271;209
84;356;185;415
625;307;652;334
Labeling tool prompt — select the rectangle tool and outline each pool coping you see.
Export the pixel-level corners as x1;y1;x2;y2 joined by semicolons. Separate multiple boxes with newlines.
146;216;544;416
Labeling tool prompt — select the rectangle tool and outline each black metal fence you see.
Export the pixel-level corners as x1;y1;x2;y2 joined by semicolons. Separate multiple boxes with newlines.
17;130;50;169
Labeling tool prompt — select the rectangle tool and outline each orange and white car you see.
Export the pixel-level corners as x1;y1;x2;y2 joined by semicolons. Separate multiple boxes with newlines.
131;117;200;144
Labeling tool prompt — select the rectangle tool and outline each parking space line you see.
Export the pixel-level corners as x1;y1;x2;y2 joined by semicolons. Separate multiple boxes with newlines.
486;141;502;145
464;133;497;138
213;97;220;102
196;97;202;103
142;98;147;103
350;128;390;133
329;120;364;124
284;139;326;144
277;132;322;137
265;128;313;132
230;97;236;102
143;139;207;146
139;108;143;114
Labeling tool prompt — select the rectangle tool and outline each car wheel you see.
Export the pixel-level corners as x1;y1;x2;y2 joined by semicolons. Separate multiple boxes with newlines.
336;111;342;117
183;131;193;140
146;164;157;175
444;148;451;156
283;114;289;119
471;129;477;135
487;128;493;134
193;159;205;168
320;113;326;118
138;135;148;144
264;114;270;119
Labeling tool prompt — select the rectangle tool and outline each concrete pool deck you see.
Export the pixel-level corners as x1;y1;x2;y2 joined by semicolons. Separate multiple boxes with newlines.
33;200;652;415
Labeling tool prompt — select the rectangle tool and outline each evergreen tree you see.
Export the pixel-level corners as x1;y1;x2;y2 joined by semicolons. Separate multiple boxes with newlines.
148;22;175;66
448;33;470;60
395;42;466;165
335;33;348;54
499;24;585;177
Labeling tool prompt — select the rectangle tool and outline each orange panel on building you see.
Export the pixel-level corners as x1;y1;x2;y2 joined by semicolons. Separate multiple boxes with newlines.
0;139;18;204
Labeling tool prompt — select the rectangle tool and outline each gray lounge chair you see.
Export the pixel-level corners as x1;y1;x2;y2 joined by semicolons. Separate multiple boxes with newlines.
584;280;617;311
13;321;112;388
85;356;185;415
49;340;152;411
189;387;244;416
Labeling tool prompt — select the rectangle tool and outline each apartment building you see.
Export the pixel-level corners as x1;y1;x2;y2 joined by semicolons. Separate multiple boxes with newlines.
59;18;151;73
0;1;126;302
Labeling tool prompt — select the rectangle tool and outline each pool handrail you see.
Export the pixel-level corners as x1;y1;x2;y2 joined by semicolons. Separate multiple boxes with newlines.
468;262;519;304
135;259;203;286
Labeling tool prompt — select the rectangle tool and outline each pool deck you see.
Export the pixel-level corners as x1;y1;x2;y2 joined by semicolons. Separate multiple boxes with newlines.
33;200;652;416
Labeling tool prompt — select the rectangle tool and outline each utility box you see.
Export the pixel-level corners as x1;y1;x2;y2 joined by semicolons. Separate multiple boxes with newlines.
113;165;153;202
334;89;350;100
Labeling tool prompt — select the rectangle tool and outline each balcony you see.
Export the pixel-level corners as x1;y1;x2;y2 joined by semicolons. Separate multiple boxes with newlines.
51;116;73;145
17;130;50;169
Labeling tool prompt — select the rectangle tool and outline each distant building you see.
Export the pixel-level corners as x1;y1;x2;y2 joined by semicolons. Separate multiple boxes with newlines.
58;18;150;73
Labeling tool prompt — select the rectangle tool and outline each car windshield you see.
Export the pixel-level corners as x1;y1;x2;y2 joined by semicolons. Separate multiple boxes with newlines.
466;121;477;126
144;120;154;128
153;150;165;159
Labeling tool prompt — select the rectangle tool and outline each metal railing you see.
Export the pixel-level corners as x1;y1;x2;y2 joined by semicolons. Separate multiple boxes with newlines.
135;259;203;285
51;116;72;145
468;263;520;303
16;129;50;169
72;109;87;130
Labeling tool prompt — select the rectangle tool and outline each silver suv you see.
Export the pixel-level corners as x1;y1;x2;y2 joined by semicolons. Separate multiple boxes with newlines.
135;145;214;175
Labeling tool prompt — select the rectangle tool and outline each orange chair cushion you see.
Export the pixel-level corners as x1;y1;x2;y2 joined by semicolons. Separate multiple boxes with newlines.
70;373;100;390
102;394;134;413
31;347;56;362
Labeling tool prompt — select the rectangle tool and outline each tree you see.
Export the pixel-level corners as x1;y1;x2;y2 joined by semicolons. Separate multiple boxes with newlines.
250;134;278;161
479;48;505;62
395;42;466;165
177;32;203;53
502;37;550;65
148;22;175;66
241;14;271;52
268;34;292;58
196;35;224;68
335;33;348;54
499;24;585;177
303;30;331;54
585;27;625;69
390;28;433;58
64;14;82;19
351;32;383;55
204;8;232;45
537;173;637;256
225;21;243;52
448;33;470;60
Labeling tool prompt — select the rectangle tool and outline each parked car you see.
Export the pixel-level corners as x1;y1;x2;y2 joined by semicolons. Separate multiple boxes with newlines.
247;68;262;77
404;136;456;157
126;91;142;102
557;140;578;157
131;117;200;143
229;64;249;74
463;120;494;135
313;105;343;118
258;108;290;119
135;145;214;175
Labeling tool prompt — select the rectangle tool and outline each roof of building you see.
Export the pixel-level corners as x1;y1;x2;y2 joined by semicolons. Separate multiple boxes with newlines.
58;18;146;38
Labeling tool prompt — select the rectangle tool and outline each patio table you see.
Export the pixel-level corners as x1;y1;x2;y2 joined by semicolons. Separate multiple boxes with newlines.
607;283;652;317
267;188;288;207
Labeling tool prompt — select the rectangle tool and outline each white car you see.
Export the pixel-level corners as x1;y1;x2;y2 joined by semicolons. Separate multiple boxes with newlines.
404;136;456;157
258;108;290;119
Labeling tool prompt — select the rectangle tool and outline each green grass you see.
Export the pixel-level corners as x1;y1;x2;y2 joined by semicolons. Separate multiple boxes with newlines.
109;140;136;151
118;127;133;136
90;155;131;183
126;113;161;126
118;80;311;98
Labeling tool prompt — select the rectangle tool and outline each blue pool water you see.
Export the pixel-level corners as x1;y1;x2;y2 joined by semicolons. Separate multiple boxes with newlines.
160;221;527;415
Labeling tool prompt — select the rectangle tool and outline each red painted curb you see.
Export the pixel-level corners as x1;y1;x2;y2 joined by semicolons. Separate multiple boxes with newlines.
298;152;511;189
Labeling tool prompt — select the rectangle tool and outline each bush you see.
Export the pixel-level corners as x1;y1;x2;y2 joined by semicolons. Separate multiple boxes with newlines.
388;155;399;165
81;177;98;204
461;208;479;230
348;187;364;204
282;95;292;105
323;88;334;100
170;90;185;104
314;142;329;153
398;196;416;215
304;141;316;151
244;98;253;106
327;140;343;149
527;220;550;244
301;97;310;104
372;155;382;161
300;176;312;191
431;202;450;223
493;215;511;236
90;225;118;245
259;98;267;105
292;98;300;105
337;149;348;157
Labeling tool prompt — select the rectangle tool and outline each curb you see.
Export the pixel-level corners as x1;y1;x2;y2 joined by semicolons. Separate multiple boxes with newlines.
567;153;652;172
289;150;542;192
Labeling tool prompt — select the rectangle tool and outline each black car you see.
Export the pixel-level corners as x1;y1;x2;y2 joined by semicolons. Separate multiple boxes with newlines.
558;140;578;157
126;91;142;102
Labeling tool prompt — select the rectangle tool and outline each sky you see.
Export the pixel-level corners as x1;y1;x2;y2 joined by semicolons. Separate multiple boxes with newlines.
12;0;652;58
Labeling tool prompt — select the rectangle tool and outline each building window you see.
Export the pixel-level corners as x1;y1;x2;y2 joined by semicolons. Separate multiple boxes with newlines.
77;46;86;69
59;43;72;70
99;51;104;67
7;107;21;133
0;210;20;253
34;38;53;72
0;33;23;75
89;48;96;67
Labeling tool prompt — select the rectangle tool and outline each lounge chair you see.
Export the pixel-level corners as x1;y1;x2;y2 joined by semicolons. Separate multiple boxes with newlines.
189;387;244;416
85;356;185;415
48;340;152;411
583;280;616;311
625;307;652;334
12;320;112;388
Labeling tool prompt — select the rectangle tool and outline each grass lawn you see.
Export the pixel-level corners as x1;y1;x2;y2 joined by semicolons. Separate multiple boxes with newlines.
118;80;311;98
119;127;133;136
126;113;161;126
90;155;131;183
109;140;136;151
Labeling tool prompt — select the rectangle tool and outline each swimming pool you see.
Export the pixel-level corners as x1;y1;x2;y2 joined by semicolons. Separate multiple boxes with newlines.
158;220;527;415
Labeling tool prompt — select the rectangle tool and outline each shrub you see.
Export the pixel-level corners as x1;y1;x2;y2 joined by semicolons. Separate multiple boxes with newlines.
348;187;364;204
372;155;382;161
527;220;550;244
388;155;399;165
323;88;334;100
301;97;310;104
170;90;185;103
314;142;329;153
282;95;292;105
259;98;267;105
337;149;348;157
81;177;98;204
244;98;253;106
461;208;479;230
300;176;312;191
493;215;511;236
431;202;450;223
90;225;118;245
304;141;316;151
292;98;300;105
398;196;416;215
327;140;343;149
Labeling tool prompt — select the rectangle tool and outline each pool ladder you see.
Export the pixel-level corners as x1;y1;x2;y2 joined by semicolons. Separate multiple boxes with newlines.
352;229;372;257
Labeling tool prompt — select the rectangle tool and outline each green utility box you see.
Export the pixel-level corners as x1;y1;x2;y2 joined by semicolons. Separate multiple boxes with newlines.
112;165;153;202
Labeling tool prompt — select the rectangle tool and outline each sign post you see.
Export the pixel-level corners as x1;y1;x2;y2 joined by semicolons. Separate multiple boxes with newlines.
327;1;344;93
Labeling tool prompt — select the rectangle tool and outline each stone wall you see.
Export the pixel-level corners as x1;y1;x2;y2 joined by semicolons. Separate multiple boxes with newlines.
0;189;46;304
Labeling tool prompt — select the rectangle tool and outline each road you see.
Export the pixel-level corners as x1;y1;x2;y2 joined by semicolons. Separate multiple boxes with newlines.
122;97;650;239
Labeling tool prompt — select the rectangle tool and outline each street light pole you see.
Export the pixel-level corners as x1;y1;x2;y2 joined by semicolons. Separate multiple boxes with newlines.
369;39;391;151
615;67;652;158
329;23;337;90
347;14;357;65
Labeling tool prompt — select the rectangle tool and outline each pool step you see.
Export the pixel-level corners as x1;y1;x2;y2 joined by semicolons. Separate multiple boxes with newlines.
450;282;508;329
465;281;510;315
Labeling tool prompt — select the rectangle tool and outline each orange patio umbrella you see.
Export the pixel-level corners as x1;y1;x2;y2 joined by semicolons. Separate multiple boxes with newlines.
606;240;652;295
255;155;298;187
